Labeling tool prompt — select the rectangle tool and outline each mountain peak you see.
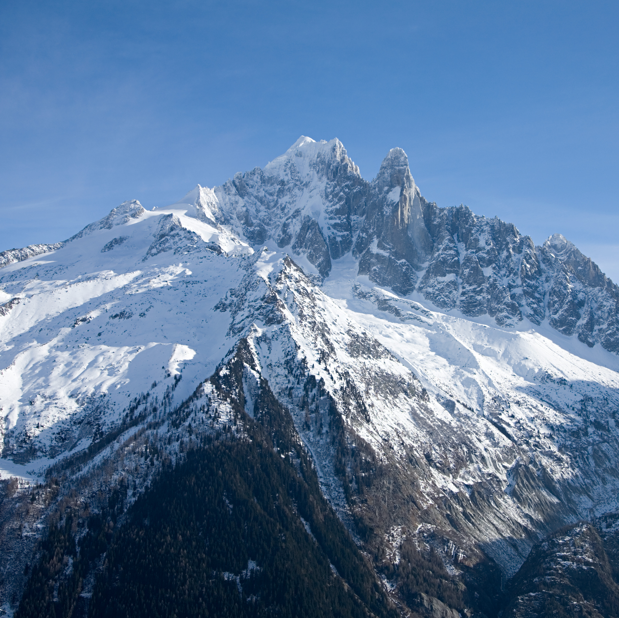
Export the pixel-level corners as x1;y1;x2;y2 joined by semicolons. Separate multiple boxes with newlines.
374;147;414;191
264;136;357;179
171;184;221;226
287;135;317;151
382;146;409;166
174;184;203;206
544;233;574;254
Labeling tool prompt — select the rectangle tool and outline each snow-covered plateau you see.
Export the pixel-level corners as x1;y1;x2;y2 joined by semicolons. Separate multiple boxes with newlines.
2;136;619;616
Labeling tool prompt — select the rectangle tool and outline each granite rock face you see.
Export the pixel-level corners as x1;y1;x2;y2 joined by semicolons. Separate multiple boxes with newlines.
212;136;366;277
190;137;618;353
541;234;619;351
353;148;432;295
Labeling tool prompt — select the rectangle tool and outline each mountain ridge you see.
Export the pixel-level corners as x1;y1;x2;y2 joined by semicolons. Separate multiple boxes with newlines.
5;136;616;351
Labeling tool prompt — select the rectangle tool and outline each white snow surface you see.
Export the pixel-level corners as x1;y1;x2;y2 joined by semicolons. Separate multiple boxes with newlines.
0;202;251;468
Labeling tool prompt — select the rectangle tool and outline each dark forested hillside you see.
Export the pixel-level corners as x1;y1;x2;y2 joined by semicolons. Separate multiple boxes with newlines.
17;437;398;618
89;439;395;618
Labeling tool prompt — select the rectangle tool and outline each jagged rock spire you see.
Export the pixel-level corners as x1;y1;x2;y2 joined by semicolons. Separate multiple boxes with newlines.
373;147;414;192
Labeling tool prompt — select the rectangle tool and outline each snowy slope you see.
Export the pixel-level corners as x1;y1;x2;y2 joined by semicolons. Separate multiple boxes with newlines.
0;201;251;464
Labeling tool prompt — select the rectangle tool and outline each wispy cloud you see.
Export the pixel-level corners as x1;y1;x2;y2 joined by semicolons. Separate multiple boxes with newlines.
1;195;73;214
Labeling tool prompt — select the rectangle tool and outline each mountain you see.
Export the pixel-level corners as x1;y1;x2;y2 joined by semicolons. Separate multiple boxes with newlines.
503;520;619;617
1;136;619;617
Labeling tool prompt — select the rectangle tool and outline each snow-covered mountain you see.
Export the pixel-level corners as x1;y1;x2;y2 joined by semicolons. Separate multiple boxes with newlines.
2;136;619;617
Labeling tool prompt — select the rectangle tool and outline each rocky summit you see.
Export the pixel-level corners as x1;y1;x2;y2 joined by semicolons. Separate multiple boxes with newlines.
1;137;619;617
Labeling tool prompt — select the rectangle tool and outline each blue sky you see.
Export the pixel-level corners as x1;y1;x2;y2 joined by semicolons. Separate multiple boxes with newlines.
1;1;618;280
